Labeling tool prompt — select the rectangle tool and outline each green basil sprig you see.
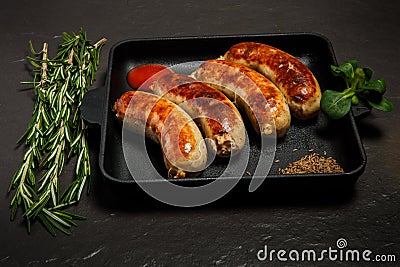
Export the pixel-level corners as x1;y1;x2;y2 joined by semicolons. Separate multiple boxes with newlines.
321;60;393;119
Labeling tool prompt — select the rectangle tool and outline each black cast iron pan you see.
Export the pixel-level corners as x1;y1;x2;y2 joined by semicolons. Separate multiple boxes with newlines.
81;32;368;191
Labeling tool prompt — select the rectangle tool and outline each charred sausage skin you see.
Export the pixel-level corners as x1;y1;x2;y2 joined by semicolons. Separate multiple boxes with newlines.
224;42;321;119
192;59;291;137
113;91;207;178
149;73;246;157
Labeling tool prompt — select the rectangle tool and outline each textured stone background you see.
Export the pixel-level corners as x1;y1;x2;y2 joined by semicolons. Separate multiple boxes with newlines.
1;1;399;266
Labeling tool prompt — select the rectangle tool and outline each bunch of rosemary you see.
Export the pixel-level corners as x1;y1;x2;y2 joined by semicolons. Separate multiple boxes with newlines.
8;29;106;236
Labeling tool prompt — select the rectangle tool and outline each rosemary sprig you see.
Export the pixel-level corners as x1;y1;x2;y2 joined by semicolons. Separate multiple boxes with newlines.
9;29;106;236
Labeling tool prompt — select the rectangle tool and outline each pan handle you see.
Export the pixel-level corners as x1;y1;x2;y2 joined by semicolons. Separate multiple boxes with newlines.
81;86;106;126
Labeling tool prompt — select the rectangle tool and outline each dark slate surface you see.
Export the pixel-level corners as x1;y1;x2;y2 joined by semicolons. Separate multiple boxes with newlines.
1;0;399;266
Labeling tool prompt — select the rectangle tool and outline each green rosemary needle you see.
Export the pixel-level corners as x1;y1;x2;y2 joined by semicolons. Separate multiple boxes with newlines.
9;29;106;236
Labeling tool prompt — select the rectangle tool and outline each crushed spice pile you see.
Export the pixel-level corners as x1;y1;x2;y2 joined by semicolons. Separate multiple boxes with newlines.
278;153;344;175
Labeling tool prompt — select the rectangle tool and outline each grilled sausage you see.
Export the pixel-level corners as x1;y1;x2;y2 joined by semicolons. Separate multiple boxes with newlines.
113;91;207;178
149;72;246;157
224;42;321;119
192;59;291;137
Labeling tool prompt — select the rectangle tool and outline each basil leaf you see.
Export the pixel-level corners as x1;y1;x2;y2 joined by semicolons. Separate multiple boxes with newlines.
347;60;358;70
354;67;366;88
324;59;393;119
321;90;353;119
363;67;373;82
331;64;352;82
368;96;393;112
351;95;359;105
331;61;357;87
360;78;386;94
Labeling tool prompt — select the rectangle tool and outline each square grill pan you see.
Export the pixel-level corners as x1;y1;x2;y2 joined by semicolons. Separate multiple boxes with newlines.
81;33;367;190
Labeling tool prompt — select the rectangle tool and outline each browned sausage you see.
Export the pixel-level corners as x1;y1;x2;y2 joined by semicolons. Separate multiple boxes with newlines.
192;59;291;137
113;91;207;178
224;42;321;119
149;72;246;157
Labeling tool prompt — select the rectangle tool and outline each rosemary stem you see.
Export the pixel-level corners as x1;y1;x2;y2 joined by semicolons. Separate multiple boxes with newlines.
10;29;106;236
41;43;48;81
94;38;107;49
68;49;74;64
